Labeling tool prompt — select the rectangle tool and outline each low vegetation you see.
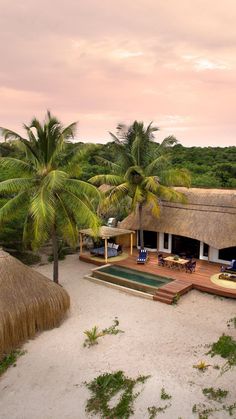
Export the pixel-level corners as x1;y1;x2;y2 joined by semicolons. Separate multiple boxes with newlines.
147;404;170;418
148;387;172;418
85;370;150;418
227;317;236;329
193;361;211;372
83;317;124;347
172;293;180;305
202;387;228;402
160;387;172;400
207;334;236;373
0;350;26;377
192;401;236;419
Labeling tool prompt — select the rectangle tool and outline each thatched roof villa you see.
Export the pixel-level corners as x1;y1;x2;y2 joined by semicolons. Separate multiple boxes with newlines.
119;188;236;264
0;251;70;359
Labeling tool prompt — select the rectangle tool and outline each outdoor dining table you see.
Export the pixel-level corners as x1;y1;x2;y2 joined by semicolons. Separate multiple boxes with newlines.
164;256;188;270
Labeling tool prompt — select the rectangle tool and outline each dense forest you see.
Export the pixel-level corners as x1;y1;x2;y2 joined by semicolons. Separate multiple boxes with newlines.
1;140;236;188
58;142;236;188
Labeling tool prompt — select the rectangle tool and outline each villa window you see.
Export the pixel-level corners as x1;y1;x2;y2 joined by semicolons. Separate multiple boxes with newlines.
219;246;236;262
164;233;169;249
203;243;209;257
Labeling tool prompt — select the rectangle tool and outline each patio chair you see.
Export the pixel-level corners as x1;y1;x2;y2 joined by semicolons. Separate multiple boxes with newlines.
225;259;236;273
157;253;165;266
185;260;196;273
137;249;148;264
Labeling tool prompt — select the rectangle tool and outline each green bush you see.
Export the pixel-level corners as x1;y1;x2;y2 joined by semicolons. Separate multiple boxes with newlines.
11;251;41;266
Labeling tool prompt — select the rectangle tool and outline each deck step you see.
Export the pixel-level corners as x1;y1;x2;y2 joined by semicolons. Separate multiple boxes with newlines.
156;289;176;298
153;295;173;304
154;280;193;304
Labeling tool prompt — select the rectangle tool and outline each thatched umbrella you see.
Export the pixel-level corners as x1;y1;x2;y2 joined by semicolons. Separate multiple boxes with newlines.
0;250;70;359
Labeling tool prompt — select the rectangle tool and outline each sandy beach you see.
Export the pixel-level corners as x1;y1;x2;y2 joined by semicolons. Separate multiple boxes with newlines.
0;254;235;419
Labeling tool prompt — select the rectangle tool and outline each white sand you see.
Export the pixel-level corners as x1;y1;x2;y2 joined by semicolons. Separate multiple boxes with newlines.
0;255;235;419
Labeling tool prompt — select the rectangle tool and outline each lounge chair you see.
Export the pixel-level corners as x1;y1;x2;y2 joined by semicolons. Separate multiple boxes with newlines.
224;259;236;273
137;249;148;264
185;260;196;273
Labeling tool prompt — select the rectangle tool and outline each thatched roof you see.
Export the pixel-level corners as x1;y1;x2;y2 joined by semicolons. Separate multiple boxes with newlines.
79;226;134;239
0;251;70;359
119;188;236;249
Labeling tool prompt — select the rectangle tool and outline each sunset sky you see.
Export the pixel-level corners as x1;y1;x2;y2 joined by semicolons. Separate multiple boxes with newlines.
0;0;236;146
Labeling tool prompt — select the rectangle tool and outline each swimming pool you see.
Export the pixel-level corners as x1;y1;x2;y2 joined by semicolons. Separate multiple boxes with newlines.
92;265;172;294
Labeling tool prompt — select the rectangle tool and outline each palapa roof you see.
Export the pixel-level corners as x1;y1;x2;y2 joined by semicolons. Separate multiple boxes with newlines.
119;188;236;249
79;225;134;239
0;251;70;358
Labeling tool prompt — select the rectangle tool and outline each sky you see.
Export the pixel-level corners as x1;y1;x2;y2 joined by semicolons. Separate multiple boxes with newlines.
0;0;236;147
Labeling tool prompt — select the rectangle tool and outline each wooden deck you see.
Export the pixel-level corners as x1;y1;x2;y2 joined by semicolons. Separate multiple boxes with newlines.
80;251;236;302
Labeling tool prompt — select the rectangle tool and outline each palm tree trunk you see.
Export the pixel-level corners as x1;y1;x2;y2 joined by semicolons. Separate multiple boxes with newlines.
52;225;59;284
138;204;144;248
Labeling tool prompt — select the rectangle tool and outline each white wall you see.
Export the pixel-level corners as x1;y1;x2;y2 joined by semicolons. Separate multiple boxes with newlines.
208;246;231;265
158;232;172;253
199;241;208;261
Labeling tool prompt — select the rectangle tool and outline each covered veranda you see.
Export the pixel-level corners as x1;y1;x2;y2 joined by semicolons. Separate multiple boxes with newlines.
79;226;135;264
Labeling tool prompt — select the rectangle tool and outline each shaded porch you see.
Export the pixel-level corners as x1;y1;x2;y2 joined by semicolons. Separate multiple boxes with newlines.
79;226;135;264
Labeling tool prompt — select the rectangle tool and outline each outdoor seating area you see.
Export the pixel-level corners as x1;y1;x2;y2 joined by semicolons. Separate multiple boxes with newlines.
158;253;196;273
79;226;135;264
90;243;122;258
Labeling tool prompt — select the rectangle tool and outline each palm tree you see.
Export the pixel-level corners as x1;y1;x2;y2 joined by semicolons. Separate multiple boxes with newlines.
0;111;100;283
90;121;190;248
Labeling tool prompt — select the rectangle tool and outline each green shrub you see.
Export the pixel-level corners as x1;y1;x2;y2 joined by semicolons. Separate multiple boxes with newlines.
207;334;236;373
0;350;26;376
13;251;41;265
202;387;228;402
83;318;124;348
85;371;150;418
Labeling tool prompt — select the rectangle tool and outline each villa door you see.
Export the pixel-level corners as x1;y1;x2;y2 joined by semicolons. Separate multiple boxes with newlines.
171;235;200;259
138;230;157;249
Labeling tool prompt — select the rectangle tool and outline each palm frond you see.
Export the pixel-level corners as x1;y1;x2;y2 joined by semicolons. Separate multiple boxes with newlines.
131;186;145;211
30;187;55;247
143;176;159;193
145;155;170;176
0;192;29;224
42;170;68;191
103;183;129;208
95;156;120;172
157;185;188;204
61;189;100;233
89;174;124;186
146;191;160;218
0;157;33;175
62;122;77;139
109;131;122;144
64;179;101;200
0;128;26;142
0;178;34;195
160;168;191;187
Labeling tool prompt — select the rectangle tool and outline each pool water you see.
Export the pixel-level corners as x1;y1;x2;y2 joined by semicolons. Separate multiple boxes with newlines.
96;265;172;288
